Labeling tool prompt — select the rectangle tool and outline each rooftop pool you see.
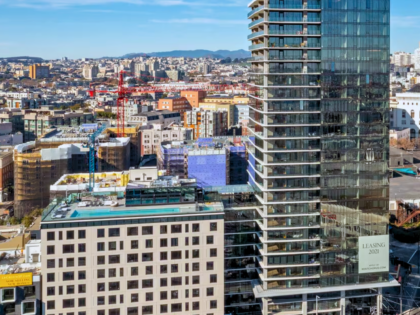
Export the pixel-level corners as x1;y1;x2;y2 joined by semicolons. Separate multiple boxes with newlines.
70;208;180;218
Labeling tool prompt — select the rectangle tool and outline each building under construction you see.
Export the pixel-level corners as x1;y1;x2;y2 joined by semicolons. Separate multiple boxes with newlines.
13;125;132;218
157;137;249;187
106;127;141;167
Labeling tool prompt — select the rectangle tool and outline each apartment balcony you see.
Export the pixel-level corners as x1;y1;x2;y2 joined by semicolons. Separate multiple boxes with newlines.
249;18;265;28
248;5;265;18
248;31;265;40
269;4;321;10
248;127;321;139
249;56;265;62
249;56;321;63
248;3;321;16
249;44;265;51
269;30;321;36
267;43;321;49
269;17;321;23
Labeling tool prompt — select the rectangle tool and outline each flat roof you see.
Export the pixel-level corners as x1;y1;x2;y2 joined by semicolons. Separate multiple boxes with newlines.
390;175;420;201
41;192;223;223
252;277;399;298
390;147;413;156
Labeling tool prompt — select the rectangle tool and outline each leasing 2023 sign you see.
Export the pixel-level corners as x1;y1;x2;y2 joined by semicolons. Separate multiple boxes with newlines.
358;235;389;274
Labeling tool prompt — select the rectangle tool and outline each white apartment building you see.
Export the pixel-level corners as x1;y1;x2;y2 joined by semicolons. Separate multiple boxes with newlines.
414;42;420;70
111;101;143;121
127;110;181;127
40;191;225;315
391;92;420;138
83;64;99;80
141;124;193;155
185;109;228;139
393;51;413;67
390;128;410;141
0;122;23;145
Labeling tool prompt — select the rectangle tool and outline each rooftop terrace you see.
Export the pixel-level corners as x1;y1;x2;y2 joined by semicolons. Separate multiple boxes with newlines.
41;192;223;223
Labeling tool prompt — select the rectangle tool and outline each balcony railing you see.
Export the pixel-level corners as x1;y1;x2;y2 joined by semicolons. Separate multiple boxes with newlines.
249;18;264;28
249;44;265;50
249;56;265;62
248;5;264;17
269;17;321;23
267;43;321;48
269;30;321;35
248;31;265;40
269;4;321;9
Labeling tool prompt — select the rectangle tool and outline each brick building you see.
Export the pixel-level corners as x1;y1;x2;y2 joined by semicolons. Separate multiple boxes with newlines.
158;97;191;115
180;91;207;108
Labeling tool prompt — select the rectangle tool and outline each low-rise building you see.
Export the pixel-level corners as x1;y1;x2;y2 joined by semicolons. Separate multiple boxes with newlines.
158;97;191;114
0;147;14;202
13;126;131;217
5;97;45;110
28;64;50;79
198;102;235;127
111;100;143;122
82;64;99;80
0;225;42;315
23;106;95;141
390;128;410;141
127;110;181;127
0;123;23;146
184;109;228;139
140;124;193;155
180;91;207;108
391;91;420;138
157;137;248;185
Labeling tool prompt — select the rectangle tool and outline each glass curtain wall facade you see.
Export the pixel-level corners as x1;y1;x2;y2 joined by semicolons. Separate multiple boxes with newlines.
247;0;392;313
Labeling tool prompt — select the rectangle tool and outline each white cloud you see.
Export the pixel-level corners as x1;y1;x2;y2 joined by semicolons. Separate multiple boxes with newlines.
391;15;420;28
151;18;247;25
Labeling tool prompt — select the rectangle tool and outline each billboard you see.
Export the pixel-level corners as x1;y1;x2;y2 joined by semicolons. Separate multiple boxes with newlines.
0;272;33;288
358;235;389;274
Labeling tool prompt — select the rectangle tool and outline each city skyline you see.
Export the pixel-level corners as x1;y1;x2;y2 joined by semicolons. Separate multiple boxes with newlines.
0;0;413;59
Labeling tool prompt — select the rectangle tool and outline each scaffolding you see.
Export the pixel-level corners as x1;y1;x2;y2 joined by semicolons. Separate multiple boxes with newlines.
157;145;188;179
13;127;132;218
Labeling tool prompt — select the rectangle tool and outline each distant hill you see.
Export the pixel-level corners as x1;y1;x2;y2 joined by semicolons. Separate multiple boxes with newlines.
116;49;251;60
0;56;43;62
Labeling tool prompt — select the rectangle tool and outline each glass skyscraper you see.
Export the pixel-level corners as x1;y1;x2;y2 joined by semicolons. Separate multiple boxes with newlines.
247;0;396;314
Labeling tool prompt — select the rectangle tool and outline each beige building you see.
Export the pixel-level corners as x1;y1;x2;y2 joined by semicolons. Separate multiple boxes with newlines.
40;190;224;315
184;109;228;139
140;124;193;155
198;102;235;128
83;64;99;80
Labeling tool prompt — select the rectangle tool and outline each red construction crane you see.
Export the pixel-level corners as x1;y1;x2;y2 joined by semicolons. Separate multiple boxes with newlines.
89;71;251;137
117;70;130;137
90;83;250;97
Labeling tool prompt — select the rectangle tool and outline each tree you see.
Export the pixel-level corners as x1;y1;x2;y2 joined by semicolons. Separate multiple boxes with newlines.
8;217;19;225
412;138;420;149
390;138;398;147
22;216;33;228
97;112;117;119
398;138;415;150
29;208;43;217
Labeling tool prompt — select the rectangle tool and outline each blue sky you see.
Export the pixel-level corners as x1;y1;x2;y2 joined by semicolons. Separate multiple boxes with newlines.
0;0;415;59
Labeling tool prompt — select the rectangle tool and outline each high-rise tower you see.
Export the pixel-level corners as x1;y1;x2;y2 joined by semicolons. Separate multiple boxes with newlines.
247;0;395;314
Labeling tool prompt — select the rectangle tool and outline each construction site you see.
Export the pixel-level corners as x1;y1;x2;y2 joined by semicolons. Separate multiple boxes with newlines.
13;124;138;218
157;136;249;187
